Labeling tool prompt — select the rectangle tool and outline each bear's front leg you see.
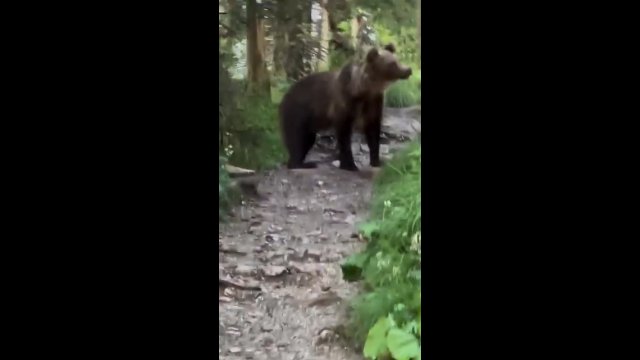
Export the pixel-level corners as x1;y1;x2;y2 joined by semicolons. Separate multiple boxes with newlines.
336;116;358;171
364;95;384;168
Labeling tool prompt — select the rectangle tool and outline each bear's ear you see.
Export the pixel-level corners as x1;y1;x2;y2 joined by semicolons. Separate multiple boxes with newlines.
383;43;396;53
366;48;379;63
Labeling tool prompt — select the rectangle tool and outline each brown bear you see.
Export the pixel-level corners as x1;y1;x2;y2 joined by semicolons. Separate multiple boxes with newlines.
278;44;412;171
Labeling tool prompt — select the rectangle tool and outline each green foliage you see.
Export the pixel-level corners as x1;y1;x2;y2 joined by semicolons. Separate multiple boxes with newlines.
386;327;420;360
385;69;421;108
270;77;293;104
341;252;370;282
329;49;354;71
353;0;418;31
218;46;243;220
362;313;421;360
220;42;286;172
374;25;419;66
222;94;286;171
218;155;240;221
342;141;422;358
363;316;392;358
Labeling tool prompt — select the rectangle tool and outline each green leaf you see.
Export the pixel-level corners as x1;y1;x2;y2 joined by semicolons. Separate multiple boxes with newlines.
402;320;418;335
393;303;406;312
363;317;391;359
341;252;369;282
387;313;397;328
386;328;420;360
359;222;381;238
407;270;421;281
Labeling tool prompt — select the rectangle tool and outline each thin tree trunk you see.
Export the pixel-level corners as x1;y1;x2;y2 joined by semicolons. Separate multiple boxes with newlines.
324;0;353;54
284;1;309;81
318;0;331;71
272;1;287;76
350;17;359;47
247;0;271;96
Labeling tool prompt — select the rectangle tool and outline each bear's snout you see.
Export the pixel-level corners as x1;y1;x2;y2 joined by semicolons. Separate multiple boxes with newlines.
400;67;412;79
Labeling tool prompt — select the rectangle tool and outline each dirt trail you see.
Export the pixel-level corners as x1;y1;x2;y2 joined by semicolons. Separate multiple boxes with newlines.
219;107;421;360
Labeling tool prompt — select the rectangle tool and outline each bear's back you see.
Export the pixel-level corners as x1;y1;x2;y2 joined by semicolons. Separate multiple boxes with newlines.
280;71;342;119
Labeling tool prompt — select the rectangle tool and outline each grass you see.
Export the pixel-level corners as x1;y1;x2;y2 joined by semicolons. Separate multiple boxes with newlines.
384;68;421;108
341;141;422;359
222;94;287;172
271;77;293;104
218;94;285;219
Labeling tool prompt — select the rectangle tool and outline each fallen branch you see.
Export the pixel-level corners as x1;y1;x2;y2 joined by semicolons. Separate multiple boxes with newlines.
225;164;255;177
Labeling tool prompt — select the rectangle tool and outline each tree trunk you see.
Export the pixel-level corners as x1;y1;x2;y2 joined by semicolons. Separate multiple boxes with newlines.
246;0;271;96
318;1;331;71
324;0;354;57
284;1;311;81
350;17;359;47
272;1;288;76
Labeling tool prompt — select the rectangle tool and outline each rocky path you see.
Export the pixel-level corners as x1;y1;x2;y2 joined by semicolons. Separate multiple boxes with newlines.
218;107;421;360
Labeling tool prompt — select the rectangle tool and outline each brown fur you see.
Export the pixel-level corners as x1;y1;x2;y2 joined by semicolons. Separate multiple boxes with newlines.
279;44;412;171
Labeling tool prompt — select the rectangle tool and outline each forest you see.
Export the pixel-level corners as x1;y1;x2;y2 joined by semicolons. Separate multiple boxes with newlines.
219;1;422;359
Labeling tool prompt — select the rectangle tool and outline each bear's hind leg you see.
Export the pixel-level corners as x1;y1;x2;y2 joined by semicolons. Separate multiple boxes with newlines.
286;126;317;169
299;132;318;168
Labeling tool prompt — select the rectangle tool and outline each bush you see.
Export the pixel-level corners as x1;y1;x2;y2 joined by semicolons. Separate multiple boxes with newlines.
218;155;240;221
219;87;285;222
329;49;354;71
342;141;421;359
374;24;420;66
271;77;293;104
384;68;421;108
223;95;287;171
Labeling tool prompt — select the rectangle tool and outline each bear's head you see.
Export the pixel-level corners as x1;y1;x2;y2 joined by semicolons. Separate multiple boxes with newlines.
365;44;413;82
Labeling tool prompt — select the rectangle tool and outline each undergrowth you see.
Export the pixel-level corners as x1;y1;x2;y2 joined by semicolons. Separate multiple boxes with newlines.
330;49;354;71
385;68;421;108
222;94;287;171
218;88;287;221
271;77;293;104
218;155;240;221
342;141;422;360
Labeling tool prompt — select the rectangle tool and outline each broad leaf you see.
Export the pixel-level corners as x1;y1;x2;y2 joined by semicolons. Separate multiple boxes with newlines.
359;221;380;238
386;328;420;360
363;317;391;359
